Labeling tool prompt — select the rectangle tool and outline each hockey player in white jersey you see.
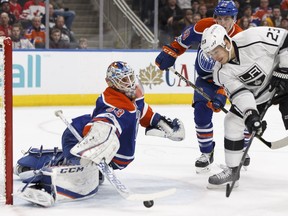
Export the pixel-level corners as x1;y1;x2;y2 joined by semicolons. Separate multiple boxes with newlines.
201;24;288;188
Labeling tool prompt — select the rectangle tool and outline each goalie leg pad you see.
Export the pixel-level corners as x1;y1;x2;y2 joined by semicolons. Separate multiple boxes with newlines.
70;121;120;164
16;163;100;206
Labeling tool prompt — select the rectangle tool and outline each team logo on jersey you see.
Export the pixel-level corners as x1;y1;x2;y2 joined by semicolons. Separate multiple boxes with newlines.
238;65;266;86
197;49;216;72
182;28;190;41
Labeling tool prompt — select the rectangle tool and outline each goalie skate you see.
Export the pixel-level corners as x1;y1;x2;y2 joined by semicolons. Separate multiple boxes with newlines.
16;185;55;207
207;166;239;189
195;151;214;174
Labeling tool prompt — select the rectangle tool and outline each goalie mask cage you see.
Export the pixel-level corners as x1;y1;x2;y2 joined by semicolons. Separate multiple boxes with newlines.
0;37;13;205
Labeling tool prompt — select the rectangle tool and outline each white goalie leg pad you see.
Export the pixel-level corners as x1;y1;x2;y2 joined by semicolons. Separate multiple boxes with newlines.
70;121;120;164
16;163;100;206
51;162;100;202
146;118;185;141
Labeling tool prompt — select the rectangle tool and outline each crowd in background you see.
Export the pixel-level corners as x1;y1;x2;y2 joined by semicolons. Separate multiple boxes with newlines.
133;0;288;47
0;0;88;49
1;0;288;50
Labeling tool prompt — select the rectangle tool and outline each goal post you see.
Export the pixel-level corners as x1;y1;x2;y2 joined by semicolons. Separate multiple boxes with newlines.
0;37;13;205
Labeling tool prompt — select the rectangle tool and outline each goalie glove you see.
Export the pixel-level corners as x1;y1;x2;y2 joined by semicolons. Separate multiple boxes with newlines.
145;116;185;141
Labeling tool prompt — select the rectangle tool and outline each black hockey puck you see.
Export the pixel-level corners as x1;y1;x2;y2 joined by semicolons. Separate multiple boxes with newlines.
143;200;154;208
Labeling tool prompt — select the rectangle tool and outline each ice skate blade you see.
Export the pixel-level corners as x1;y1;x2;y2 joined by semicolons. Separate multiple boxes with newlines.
207;181;239;189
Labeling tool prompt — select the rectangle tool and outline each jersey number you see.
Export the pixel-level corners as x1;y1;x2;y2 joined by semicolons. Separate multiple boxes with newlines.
266;28;280;42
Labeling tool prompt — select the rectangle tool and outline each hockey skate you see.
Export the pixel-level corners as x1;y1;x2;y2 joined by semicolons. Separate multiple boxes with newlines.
195;151;214;174
207;166;239;189
16;185;55;207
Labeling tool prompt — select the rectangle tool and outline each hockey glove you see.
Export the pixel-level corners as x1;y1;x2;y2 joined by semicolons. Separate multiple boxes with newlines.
244;109;266;136
145;115;185;141
270;67;288;93
155;45;179;70
206;87;227;112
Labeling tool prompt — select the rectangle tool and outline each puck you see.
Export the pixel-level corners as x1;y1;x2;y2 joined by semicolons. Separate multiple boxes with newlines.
143;200;154;208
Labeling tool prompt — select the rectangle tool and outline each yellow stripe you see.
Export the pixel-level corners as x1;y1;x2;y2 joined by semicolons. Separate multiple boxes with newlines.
13;94;194;106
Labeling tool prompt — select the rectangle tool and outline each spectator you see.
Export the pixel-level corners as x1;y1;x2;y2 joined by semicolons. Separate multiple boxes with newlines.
202;0;218;11
0;0;16;25
9;0;22;21
172;9;193;37
198;3;208;18
192;12;201;24
238;16;250;30
77;37;88;49
191;0;200;13
52;15;77;47
0;11;12;36
25;15;45;48
158;0;183;46
177;0;192;10
237;4;261;26
265;5;282;27
21;0;45;21
280;17;288;29
281;0;288;10
50;0;75;31
49;28;69;49
11;22;34;49
253;0;272;21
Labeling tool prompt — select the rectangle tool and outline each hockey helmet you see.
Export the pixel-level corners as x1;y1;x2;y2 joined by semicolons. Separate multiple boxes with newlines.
201;24;231;55
106;61;136;99
214;0;238;18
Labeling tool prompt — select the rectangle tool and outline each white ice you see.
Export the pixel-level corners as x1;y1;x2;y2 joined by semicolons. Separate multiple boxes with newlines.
2;104;288;216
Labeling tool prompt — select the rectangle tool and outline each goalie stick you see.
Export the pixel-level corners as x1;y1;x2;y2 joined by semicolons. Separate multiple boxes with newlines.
226;90;277;197
54;110;176;202
168;67;288;150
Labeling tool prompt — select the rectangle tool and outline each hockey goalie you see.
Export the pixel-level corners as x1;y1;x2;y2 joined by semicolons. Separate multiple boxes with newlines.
14;61;185;207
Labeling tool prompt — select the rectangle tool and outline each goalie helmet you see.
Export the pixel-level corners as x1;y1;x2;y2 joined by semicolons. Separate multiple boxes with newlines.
214;0;238;20
201;24;230;54
106;61;136;99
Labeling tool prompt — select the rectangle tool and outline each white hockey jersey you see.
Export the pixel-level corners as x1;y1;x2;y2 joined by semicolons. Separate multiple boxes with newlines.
213;27;288;115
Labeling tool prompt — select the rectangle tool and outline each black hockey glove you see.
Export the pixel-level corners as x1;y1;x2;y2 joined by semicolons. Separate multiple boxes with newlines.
244;109;266;136
270;68;288;93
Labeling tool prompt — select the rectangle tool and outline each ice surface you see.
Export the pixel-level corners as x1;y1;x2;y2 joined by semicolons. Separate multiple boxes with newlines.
3;105;288;216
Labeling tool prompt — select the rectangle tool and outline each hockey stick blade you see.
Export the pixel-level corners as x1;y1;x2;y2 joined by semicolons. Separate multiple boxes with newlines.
55;110;176;202
257;135;288;149
96;160;176;201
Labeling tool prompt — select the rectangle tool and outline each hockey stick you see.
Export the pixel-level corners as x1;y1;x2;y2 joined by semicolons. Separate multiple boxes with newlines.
169;67;229;113
54;110;176;203
226;90;277;197
168;67;288;150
